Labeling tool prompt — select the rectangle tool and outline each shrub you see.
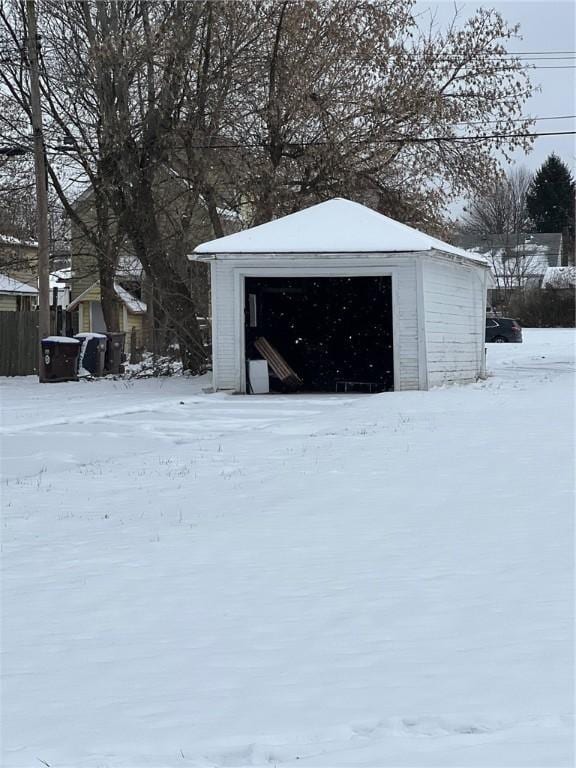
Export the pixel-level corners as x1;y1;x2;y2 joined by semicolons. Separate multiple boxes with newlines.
507;288;575;327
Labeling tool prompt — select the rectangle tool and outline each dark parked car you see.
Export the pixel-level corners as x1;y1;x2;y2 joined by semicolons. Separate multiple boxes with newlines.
485;317;523;343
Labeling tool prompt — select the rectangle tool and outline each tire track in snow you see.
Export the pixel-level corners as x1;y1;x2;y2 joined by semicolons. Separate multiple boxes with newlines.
0;397;206;435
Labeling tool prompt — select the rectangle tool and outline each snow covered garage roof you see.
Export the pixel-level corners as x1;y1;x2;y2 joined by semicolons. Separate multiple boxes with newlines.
192;198;486;264
0;273;38;295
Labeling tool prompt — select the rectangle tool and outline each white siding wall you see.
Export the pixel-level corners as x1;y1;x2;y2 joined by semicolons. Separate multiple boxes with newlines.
0;294;18;311
394;259;419;390
210;254;421;393
422;255;487;387
210;260;239;389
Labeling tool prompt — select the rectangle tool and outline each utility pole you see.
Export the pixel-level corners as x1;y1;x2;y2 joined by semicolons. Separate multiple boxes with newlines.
26;0;50;380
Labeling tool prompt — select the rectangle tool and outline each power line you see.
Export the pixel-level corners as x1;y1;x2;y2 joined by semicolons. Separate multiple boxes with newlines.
524;66;576;70
398;55;576;62
506;51;576;54
2;47;576;63
446;115;576;128
5;113;575;151
513;115;575;122
6;126;576;157
398;115;576;128
1;44;576;54
397;130;576;143
4;120;575;159
1;54;571;70
176;129;576;150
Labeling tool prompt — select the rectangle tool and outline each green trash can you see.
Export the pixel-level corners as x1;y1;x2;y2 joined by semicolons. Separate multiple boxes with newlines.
41;336;81;382
75;332;107;377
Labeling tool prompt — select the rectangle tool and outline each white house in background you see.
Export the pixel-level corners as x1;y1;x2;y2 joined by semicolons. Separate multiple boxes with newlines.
456;232;563;290
190;198;491;394
0;273;38;311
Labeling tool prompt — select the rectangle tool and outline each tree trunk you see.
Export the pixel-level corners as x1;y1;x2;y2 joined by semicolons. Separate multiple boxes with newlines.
142;271;155;352
148;267;206;372
94;189;120;332
119;182;207;373
99;254;120;332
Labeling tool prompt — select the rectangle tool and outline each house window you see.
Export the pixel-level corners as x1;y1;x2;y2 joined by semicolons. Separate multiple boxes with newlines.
89;301;108;332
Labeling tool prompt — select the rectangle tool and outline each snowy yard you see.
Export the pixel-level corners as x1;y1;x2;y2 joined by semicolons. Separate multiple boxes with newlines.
1;328;574;768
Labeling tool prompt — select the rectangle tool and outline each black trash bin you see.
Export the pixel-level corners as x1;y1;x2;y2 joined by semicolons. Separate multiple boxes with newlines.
105;332;126;374
41;336;81;382
75;332;107;376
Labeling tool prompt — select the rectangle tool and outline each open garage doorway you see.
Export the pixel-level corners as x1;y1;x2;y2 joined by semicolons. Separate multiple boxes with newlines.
244;276;394;393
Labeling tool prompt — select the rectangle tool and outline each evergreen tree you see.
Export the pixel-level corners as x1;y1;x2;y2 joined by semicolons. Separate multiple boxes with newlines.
527;154;575;263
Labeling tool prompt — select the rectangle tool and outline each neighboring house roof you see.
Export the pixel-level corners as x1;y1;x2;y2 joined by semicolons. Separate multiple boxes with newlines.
67;281;147;313
113;283;147;313
193;198;488;264
50;268;72;284
542;266;576;288
0;273;38;295
71;186;93;208
456;233;562;275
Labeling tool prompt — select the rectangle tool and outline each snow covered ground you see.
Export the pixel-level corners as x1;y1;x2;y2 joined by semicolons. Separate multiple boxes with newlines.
1;328;574;768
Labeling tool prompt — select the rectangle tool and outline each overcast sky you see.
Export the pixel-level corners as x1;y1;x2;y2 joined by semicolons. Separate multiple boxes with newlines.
414;0;576;175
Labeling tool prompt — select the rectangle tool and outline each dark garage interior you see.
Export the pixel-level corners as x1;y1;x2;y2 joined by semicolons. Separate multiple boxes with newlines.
244;276;394;393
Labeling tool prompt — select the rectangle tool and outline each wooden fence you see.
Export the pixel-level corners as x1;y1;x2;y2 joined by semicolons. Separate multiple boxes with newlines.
0;310;210;377
0;311;39;376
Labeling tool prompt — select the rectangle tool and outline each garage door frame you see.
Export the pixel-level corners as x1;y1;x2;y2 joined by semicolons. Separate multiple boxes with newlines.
235;266;400;394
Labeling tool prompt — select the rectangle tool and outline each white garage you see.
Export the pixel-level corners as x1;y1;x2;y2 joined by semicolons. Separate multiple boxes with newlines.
190;198;490;394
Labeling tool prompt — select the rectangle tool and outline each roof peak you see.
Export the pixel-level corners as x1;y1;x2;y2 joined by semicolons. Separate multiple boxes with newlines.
193;198;482;262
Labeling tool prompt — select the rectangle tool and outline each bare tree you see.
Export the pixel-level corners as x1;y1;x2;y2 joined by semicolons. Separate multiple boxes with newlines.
483;238;542;304
1;0;536;370
198;2;535;234
0;1;212;356
461;166;533;235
